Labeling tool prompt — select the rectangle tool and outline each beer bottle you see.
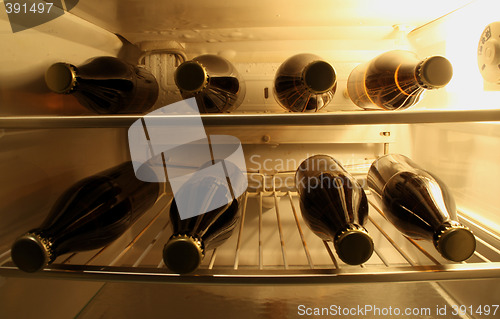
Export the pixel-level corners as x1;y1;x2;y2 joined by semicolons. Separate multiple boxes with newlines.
295;155;373;265
274;53;337;112
163;160;245;273
11;162;160;272
45;56;159;114
347;50;453;110
368;154;476;262
174;54;246;113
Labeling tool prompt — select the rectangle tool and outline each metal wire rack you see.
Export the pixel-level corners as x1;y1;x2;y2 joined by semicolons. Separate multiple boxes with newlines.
0;169;499;284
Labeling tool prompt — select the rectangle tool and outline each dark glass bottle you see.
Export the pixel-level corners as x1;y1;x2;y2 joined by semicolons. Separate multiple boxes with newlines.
11;162;160;273
274;53;337;112
347;50;453;110
295;155;373;265
45;56;159;114
163;162;244;274
367;154;476;262
174;54;246;113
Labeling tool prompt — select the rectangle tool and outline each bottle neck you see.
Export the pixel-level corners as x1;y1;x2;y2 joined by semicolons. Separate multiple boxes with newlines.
434;221;476;262
384;171;456;222
45;63;78;94
333;224;374;265
163;234;205;274
174;61;209;93
301;60;337;94
415;56;453;89
11;232;54;272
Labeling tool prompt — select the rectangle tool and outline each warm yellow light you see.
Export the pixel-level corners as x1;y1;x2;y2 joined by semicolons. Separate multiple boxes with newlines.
444;0;500;109
360;0;474;26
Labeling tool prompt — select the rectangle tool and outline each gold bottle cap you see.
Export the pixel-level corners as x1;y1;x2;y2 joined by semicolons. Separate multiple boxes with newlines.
11;232;53;273
435;225;476;262
417;56;453;89
174;60;208;93
334;224;374;265
45;62;77;94
163;234;204;274
302;60;337;94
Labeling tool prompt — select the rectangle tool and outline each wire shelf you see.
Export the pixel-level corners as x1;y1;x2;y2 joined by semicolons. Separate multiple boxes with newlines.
1;171;499;284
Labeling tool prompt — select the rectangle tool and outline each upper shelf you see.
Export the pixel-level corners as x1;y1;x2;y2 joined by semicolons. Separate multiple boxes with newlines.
1;109;500;129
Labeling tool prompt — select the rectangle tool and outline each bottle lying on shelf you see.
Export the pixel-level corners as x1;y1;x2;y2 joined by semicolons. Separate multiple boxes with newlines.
163;160;245;274
45;56;159;114
295;155;373;265
274;53;337;112
347;50;453;110
367;154;476;262
11;161;161;273
174;54;246;113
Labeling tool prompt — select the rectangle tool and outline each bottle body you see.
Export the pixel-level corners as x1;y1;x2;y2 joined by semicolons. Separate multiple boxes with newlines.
347;50;453;110
274;53;337;112
45;57;159;114
295;155;373;265
368;154;475;261
174;54;246;113
11;162;160;272
163;169;243;274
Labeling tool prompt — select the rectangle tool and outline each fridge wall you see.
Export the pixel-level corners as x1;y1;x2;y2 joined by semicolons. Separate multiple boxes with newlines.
408;122;500;232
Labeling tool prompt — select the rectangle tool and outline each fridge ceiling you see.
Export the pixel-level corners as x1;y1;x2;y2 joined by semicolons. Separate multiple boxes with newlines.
68;0;474;43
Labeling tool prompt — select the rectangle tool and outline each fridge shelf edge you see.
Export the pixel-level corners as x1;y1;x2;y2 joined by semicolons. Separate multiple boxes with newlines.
1;263;499;285
1;109;500;128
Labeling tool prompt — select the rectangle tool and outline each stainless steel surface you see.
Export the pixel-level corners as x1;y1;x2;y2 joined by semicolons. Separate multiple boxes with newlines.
75;280;480;319
1;171;499;284
1;109;500;129
0;277;103;319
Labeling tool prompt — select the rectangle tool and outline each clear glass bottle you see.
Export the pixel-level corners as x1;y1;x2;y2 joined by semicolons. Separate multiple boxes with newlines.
368;154;476;262
274;53;337;112
295;155;373;265
347;50;453;110
174;54;246;113
11;162;160;272
45;56;159;114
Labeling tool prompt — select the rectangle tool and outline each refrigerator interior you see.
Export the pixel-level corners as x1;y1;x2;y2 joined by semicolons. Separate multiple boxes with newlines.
1;0;500;318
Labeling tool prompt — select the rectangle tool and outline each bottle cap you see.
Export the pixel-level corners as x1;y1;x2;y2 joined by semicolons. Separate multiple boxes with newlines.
334;225;374;265
163;234;204;274
417;56;453;89
45;62;77;93
11;233;53;273
303;60;337;93
435;225;476;262
174;61;208;93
